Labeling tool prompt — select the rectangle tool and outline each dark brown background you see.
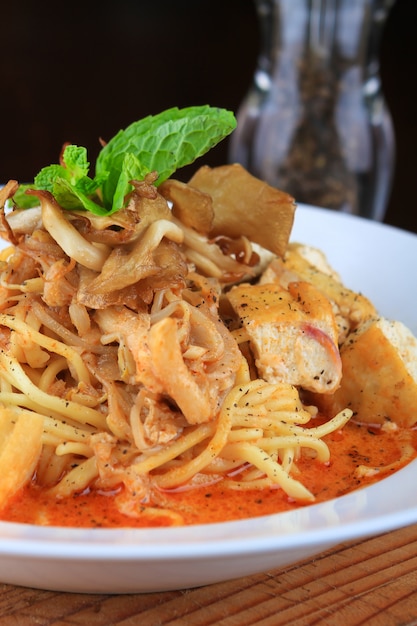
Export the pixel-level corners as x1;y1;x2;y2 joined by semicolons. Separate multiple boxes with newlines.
1;0;416;233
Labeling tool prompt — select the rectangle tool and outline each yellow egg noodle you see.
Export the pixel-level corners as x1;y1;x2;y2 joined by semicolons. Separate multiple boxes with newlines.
0;166;387;525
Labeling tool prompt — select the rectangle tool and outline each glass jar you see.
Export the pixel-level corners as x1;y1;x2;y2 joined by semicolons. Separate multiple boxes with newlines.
229;0;395;220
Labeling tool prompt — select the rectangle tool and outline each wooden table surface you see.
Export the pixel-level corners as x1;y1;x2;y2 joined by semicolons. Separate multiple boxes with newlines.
0;522;416;625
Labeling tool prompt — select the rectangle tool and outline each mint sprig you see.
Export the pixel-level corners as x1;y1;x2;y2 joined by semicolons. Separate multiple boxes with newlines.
13;105;236;216
96;106;237;212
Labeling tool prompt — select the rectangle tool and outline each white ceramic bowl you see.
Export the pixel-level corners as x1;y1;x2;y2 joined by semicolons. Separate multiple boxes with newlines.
0;205;416;594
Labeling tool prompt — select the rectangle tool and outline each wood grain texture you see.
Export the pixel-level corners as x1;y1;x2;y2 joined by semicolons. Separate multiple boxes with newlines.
0;523;416;625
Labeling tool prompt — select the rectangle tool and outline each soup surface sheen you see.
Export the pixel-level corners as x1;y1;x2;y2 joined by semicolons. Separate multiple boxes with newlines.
2;418;415;528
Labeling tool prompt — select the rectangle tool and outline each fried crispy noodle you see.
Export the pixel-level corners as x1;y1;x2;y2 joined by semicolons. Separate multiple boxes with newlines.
0;170;353;525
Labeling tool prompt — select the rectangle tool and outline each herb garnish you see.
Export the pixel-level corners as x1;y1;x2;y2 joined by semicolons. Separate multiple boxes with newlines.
13;105;236;216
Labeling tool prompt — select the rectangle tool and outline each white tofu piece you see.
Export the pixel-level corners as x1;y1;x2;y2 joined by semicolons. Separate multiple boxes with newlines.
314;317;417;427
228;280;342;394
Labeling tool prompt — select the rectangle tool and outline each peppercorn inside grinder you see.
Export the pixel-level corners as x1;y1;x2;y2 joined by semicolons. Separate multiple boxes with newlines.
229;0;395;220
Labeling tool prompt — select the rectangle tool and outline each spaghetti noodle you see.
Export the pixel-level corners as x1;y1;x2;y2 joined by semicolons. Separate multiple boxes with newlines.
0;171;372;525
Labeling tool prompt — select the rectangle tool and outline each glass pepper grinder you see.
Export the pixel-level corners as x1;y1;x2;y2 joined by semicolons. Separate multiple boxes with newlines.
229;0;395;220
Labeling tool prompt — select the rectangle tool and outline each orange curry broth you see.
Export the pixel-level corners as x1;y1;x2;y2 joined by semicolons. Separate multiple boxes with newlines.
2;420;416;528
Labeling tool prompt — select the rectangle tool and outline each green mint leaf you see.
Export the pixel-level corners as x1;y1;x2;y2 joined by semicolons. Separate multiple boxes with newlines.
34;164;67;192
110;152;150;214
52;177;109;215
74;175;103;196
28;145;108;214
34;146;90;192
61;145;90;181
96;105;236;211
11;106;237;216
10;184;41;209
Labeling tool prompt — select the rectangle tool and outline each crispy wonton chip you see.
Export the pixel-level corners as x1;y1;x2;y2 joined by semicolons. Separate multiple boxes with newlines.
188;164;296;258
159;178;214;234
